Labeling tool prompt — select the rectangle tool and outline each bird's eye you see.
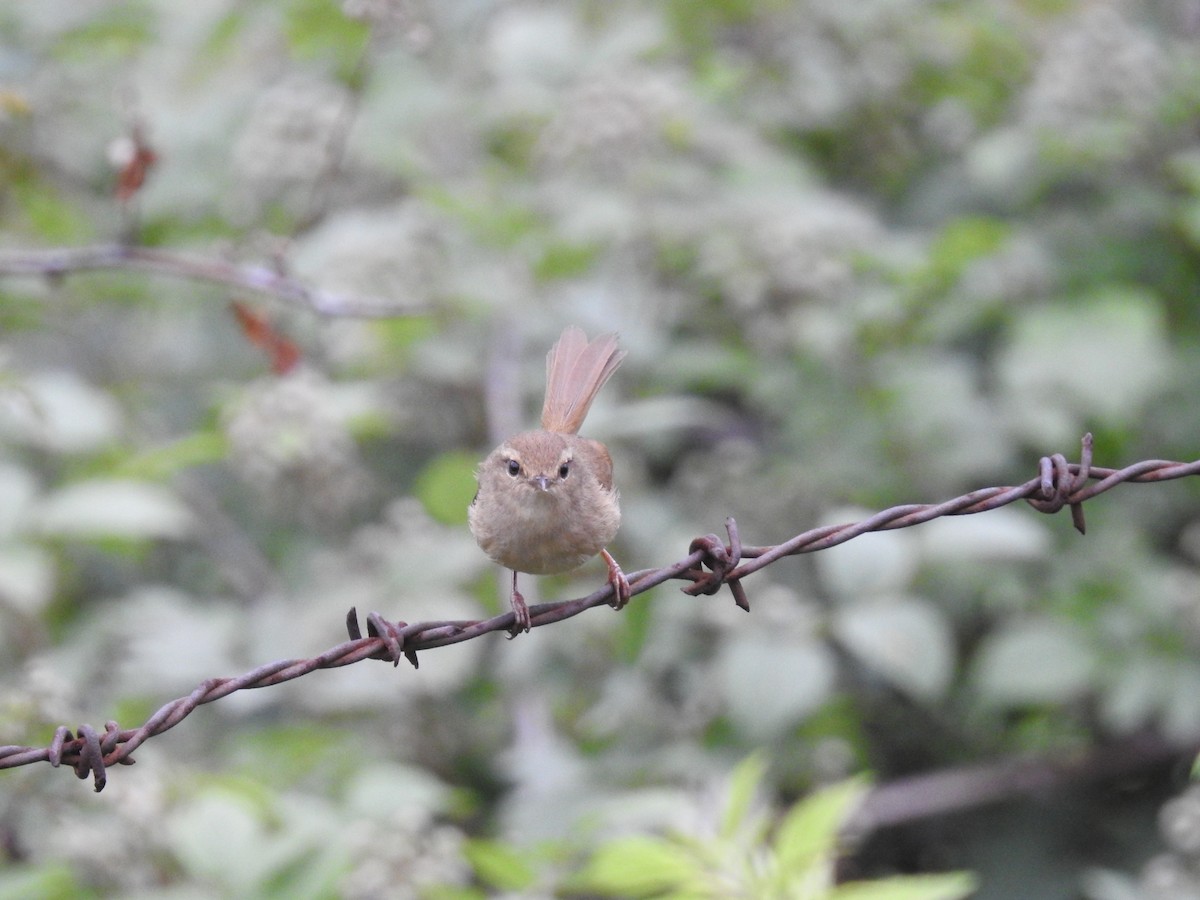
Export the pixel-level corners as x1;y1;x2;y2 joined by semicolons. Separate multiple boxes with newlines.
559;462;570;479
506;459;520;477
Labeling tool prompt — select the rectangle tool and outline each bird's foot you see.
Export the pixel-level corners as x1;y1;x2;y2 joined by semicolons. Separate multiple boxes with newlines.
601;549;631;611
508;582;532;636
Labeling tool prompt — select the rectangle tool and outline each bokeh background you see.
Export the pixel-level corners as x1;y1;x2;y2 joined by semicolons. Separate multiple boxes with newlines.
2;0;1200;897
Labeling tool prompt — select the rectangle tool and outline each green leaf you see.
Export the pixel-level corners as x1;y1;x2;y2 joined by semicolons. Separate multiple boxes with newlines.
533;241;601;281
0;863;82;900
972;618;1097;707
773;777;870;877
485;122;540;171
189;773;280;816
419;186;542;248
283;0;370;82
719;753;767;840
614;582;654;664
718;634;837;739
911;14;1028;122
569;836;703;897
1177;200;1200;248
912;216;1011;298
373;316;438;361
995;289;1170;426
0;289;46;332
421;888;486;900
666;0;775;60
33;478;193;540
11;178;94;243
52;2;155;60
109;431;229;480
828;872;979;900
930;216;1010;269
832;599;955;701
463;839;536;892
414;451;479;526
236;725;355;788
200;8;249;61
138;210;242;246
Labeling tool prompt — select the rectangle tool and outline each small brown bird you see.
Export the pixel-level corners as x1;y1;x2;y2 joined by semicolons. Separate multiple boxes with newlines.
469;326;631;633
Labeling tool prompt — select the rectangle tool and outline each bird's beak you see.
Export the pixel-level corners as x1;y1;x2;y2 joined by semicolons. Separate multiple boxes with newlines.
531;475;550;492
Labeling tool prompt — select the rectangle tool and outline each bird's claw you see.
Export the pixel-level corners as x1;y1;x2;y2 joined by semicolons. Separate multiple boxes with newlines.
508;586;532;637
601;549;631;611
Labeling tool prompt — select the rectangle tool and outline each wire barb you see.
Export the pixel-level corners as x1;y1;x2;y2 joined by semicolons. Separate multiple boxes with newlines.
348;607;413;665
364;610;418;669
1026;432;1093;534
74;724;106;792
682;518;748;610
3;437;1199;790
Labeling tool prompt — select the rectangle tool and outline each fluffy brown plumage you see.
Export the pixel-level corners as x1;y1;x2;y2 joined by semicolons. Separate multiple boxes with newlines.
469;327;629;634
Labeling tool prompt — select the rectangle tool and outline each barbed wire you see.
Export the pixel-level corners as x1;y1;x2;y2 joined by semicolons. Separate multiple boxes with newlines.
2;434;1198;792
0;244;418;318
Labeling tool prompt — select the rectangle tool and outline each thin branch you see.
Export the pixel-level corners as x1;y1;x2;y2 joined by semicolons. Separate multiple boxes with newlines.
849;730;1195;836
0;245;418;318
1;436;1199;792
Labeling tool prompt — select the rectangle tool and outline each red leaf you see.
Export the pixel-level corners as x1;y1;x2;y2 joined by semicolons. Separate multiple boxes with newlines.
112;127;158;202
230;301;302;375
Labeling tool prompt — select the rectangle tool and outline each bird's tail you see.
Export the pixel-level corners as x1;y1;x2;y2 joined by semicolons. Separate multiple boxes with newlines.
540;326;625;434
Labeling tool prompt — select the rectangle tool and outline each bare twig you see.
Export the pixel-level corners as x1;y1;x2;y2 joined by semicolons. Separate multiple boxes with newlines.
0;245;416;318
849;730;1196;836
1;435;1198;791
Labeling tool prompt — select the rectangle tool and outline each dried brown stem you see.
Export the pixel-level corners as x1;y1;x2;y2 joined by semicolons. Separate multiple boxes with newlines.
0;245;416;318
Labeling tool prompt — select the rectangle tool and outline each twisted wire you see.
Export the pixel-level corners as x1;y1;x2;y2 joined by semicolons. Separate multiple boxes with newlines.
2;435;1198;791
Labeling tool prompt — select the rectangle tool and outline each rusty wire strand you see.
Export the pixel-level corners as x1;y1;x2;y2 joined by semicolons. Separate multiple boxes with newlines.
2;435;1199;791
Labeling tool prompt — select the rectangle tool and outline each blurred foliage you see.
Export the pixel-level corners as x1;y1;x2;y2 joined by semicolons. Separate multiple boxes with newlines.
570;757;976;899
1;0;1199;897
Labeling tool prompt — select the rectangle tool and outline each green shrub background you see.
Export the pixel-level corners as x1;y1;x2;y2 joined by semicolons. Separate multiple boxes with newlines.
2;1;1200;897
